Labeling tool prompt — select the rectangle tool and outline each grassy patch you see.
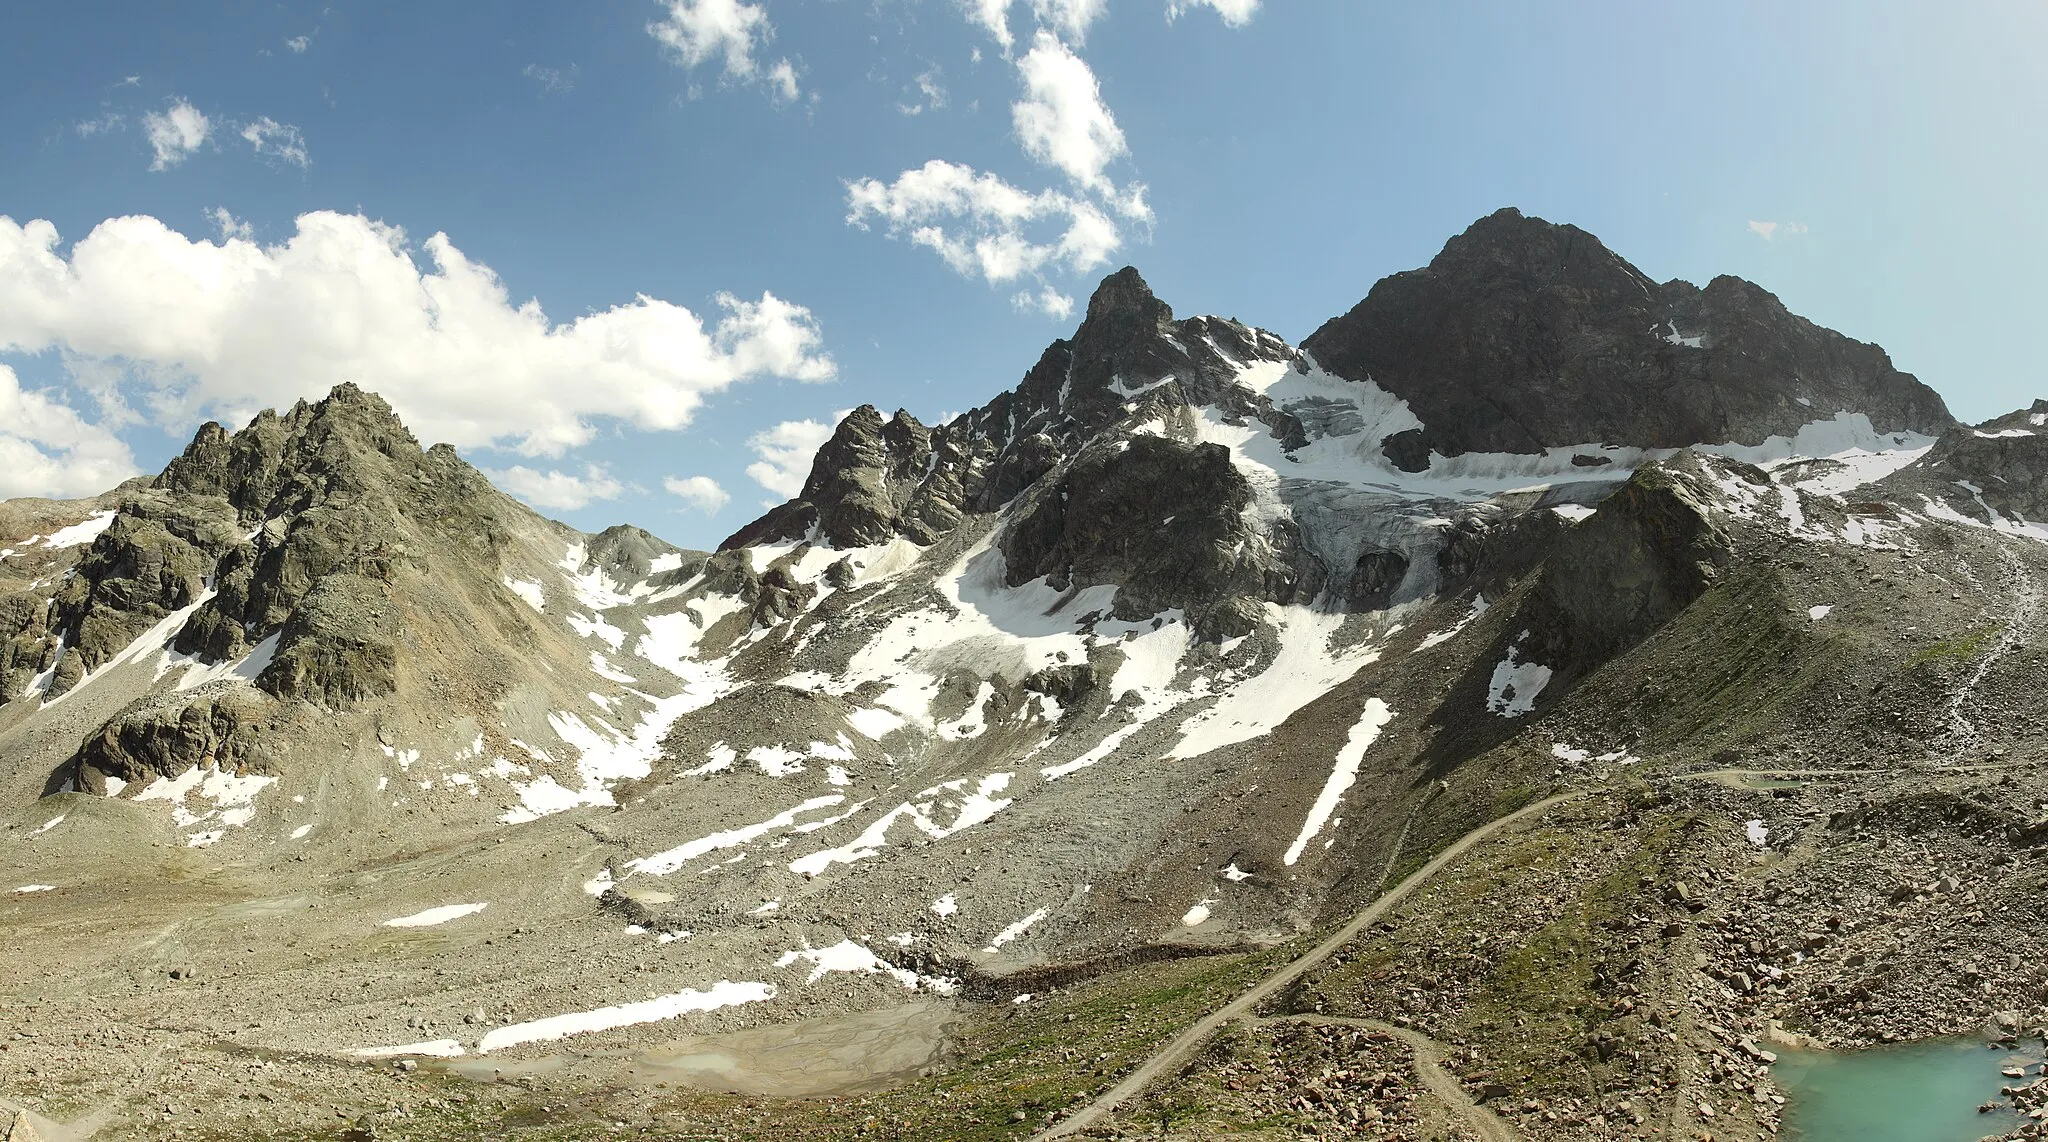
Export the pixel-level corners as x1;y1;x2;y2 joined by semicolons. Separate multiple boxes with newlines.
1906;625;1999;668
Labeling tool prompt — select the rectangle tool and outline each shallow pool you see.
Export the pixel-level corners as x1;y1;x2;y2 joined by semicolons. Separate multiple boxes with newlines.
1773;1036;2033;1142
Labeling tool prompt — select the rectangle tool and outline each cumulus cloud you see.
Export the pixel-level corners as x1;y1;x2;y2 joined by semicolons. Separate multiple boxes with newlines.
1013;32;1131;199
858;7;1155;315
648;0;800;102
0;211;837;459
846;159;1122;285
285;35;311;52
960;0;1014;52
0;365;140;500
745;417;839;498
1748;220;1807;241
664;474;731;514
1165;0;1259;25
240;117;309;168
486;464;626;511
142;100;209;170
1029;0;1107;42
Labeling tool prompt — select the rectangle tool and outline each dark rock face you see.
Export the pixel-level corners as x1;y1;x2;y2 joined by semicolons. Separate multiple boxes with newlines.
1519;453;1738;670
257;573;400;707
1892;400;2048;522
1302;208;1955;465
46;505;234;694
155;385;514;673
1347;550;1410;611
70;683;276;791
0;591;59;703
724;407;992;550
25;383;530;718
998;436;1318;639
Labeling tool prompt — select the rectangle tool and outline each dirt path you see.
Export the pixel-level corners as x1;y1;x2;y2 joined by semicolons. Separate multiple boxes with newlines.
1258;1014;1520;1142
1033;759;2032;1140
1033;791;1581;1140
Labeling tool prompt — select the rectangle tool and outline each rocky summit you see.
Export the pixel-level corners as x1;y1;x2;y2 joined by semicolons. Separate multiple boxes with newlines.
5;211;2047;1142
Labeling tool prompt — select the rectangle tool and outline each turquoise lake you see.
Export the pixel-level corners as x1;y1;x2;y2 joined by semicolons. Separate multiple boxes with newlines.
1773;1037;2034;1142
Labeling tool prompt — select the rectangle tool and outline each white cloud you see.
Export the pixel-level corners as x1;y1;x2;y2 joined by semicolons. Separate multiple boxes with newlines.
486;464;626;511
1165;0;1259;26
142;100;209;170
764;59;800;104
1011;285;1075;319
0;211;837;458
1748;220;1807;241
75;113;123;137
960;0;1014;52
285;35;311;53
1013;32;1132;200
664;474;731;514
648;0;799;102
745;417;840;498
900;66;947;115
523;63;579;95
207;208;254;242
0;364;139;500
240;117;309;168
846;160;1123;284
1029;0;1107;42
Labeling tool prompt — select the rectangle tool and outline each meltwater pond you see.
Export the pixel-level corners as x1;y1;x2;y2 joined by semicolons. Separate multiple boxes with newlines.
1774;1037;2033;1141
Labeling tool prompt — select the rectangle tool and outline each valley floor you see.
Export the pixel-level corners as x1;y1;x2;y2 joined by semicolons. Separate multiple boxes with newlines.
8;756;2043;1142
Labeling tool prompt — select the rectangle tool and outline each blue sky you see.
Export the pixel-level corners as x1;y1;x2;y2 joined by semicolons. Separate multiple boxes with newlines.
2;1;2043;549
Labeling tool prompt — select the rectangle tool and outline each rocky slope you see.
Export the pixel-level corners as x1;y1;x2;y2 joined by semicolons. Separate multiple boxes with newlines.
3;209;2045;1142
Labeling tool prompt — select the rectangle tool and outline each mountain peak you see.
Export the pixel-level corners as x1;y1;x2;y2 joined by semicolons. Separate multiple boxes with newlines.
1303;210;1952;463
1428;206;1647;290
1081;266;1172;331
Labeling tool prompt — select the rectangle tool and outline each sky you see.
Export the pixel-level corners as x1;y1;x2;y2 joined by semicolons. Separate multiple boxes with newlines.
2;1;2044;550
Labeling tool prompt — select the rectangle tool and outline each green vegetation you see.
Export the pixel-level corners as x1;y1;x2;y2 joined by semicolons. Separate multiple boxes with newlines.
1905;625;2000;668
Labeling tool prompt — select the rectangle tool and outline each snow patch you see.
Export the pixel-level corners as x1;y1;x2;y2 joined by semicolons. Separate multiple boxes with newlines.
1417;595;1489;652
133;763;275;846
477;981;776;1053
382;902;488;928
983;907;1048;952
775;939;957;994
1485;644;1551;718
40;510;116;549
503;577;546;613
789;774;1012;877
626;795;848;877
1283;698;1393;865
567;612;626;650
1172;606;1383;759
